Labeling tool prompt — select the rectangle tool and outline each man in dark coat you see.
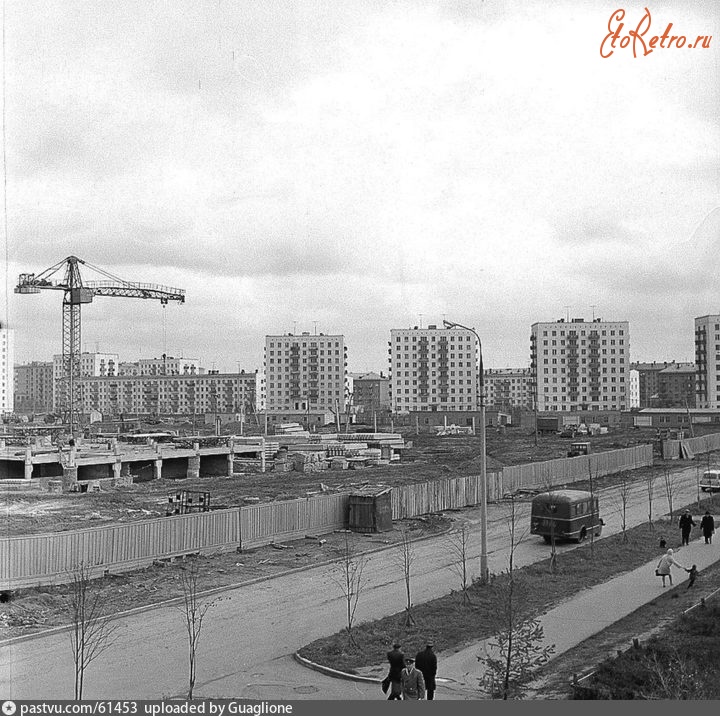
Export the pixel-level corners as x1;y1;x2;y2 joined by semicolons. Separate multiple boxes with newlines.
386;643;404;700
700;511;715;544
415;643;438;700
678;510;696;546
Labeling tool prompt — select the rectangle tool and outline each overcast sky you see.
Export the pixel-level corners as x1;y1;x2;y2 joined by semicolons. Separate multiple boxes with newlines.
3;0;718;373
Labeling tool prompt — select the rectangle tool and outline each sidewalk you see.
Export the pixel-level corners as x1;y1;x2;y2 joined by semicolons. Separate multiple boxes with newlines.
298;536;720;699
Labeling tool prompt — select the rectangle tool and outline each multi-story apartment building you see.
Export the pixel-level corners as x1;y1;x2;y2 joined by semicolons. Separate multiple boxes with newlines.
632;361;696;408
77;370;258;416
530;317;629;412
484;368;532;409
136;356;202;376
52;352;119;411
628;368;640;409
388;323;479;413
14;361;53;414
695;315;720;408
264;333;347;413
349;372;391;413
0;322;15;414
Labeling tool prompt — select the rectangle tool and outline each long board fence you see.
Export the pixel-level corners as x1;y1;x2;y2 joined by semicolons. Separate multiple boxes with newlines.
0;443;654;589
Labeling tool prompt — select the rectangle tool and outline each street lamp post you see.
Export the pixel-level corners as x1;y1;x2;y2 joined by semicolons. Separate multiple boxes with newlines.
443;319;489;583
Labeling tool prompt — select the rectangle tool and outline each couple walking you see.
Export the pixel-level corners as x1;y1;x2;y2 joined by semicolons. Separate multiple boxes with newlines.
385;642;437;700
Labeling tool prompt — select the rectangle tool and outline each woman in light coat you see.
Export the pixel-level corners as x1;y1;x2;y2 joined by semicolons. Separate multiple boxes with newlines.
656;548;684;587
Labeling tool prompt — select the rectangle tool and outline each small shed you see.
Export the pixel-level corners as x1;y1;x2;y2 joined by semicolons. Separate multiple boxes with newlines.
347;486;393;533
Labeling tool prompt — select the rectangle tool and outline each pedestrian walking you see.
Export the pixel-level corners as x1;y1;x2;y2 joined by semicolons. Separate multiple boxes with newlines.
415;643;438;700
685;564;699;588
385;642;405;700
700;511;715;544
656;548;685;587
400;657;426;700
678;510;696;546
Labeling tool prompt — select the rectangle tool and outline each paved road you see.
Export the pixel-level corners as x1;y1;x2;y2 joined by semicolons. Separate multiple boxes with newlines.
0;464;709;700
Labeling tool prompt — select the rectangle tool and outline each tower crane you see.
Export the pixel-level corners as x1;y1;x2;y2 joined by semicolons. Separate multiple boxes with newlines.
15;256;185;434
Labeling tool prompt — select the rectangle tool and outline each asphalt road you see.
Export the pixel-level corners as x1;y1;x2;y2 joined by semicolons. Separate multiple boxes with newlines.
0;464;708;700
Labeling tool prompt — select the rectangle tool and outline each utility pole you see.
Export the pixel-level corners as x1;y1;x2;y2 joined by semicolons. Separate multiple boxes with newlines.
444;319;488;583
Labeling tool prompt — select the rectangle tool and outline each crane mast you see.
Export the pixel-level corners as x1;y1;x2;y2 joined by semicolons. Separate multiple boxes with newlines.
16;256;185;435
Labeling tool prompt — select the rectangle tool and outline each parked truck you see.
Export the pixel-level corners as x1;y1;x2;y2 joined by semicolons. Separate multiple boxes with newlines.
536;416;563;434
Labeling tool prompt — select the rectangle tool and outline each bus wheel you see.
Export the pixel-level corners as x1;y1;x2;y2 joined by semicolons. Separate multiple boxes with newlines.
576;527;587;543
543;535;552;544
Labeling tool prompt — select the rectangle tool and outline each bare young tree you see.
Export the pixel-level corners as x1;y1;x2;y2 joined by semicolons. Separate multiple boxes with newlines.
616;471;632;543
663;466;679;525
395;525;416;626
646;466;657;528
479;495;554;699
587;460;597;557
333;532;368;646
539;477;559;574
69;562;120;699
177;559;222;699
446;522;473;605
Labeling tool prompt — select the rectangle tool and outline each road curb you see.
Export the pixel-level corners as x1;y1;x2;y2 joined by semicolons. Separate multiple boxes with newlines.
0;521;454;648
292;651;381;684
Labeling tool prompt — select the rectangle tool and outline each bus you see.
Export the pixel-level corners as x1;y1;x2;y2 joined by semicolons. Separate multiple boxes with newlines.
530;489;604;544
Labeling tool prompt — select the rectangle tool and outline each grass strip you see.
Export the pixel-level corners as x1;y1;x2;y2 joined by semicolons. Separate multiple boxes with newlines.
297;495;719;674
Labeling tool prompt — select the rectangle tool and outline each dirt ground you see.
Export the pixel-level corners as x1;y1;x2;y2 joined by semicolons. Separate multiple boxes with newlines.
0;424;714;653
1;425;670;536
0;512;452;641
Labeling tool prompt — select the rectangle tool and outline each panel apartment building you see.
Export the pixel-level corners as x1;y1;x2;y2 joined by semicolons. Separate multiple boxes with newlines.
77;370;259;416
14;361;54;414
0;322;14;414
389;324;479;413
484;368;532;409
530;318;629;411
264;333;347;413
632;361;696;408
695;315;720;408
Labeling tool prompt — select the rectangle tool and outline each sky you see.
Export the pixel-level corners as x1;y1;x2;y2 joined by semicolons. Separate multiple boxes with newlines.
2;0;719;374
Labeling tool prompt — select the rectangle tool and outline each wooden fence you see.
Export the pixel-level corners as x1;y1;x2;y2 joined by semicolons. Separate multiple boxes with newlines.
1;509;241;589
0;442;657;590
498;445;653;495
240;493;348;549
663;433;720;460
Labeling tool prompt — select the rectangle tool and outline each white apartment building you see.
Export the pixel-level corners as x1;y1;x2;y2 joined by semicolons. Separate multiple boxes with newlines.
484;368;532;409
628;368;640;409
264;332;347;413
0;323;15;413
530;317;629;411
388;323;479;413
695;315;720;408
137;356;202;376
